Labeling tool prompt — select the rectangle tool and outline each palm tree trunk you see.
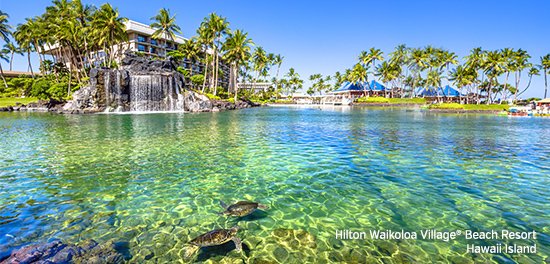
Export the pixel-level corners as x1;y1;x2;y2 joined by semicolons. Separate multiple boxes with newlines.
503;71;510;102
513;71;521;102
27;50;34;78
202;54;209;93
544;70;548;98
0;63;8;88
9;52;14;71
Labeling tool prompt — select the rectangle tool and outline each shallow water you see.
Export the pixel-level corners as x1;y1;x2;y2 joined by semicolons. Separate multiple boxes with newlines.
0;107;549;263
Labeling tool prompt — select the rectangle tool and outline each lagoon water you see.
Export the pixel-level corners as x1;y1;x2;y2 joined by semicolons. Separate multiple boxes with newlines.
0;106;549;263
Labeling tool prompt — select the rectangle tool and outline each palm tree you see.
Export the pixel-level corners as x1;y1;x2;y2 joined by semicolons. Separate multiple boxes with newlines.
252;46;268;81
273;54;283;80
517;67;540;97
349;63;367;88
375;61;401;98
91;3;127;67
197;23;214;92
482;50;504;104
541;54;550;98
177;38;201;76
13;19;36;77
222;29;253;101
0;48;9;88
425;69;442;102
4;42;22;71
285;68;302;95
449;65;476;103
202;13;229;94
512;49;531;102
150;8;182;45
0;11;11;44
500;48;515;102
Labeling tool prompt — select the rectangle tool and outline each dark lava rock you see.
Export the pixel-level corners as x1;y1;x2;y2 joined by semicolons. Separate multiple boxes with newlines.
0;239;127;264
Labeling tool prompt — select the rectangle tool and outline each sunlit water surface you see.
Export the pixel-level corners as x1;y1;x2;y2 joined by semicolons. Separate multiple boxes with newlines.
0;107;549;263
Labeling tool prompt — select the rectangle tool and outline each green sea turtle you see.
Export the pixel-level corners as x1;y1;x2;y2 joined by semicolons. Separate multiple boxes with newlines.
219;200;269;217
182;226;242;260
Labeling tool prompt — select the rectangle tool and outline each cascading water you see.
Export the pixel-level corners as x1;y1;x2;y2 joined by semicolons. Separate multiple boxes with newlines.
128;74;184;112
102;71;185;112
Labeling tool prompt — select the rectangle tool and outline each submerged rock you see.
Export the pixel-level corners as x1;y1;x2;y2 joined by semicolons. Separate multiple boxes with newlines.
0;239;127;264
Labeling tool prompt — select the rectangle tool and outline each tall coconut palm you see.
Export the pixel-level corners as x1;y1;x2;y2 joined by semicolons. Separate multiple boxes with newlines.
91;3;127;67
273;54;283;80
197;23;214;92
285;68;302;95
375;61;401;98
222;29;253;101
177;38;201;76
500;48;515;102
4;42;23;71
465;47;485;104
541;54;550;98
252;46;268;81
202;13;229;94
13;19;36;77
0;11;11;44
482;50;504;104
349;63;367;87
512;49;531;102
150;8;182;44
449;65;476;103
425;69;442;101
517;67;540;97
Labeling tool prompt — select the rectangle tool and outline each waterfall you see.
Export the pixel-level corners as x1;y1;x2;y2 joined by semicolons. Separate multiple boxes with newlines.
127;74;185;112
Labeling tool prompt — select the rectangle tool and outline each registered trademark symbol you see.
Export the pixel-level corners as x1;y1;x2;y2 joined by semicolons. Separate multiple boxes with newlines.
456;230;462;235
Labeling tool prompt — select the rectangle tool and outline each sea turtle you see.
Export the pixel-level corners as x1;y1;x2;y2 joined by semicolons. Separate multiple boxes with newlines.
219;200;268;217
182;226;242;260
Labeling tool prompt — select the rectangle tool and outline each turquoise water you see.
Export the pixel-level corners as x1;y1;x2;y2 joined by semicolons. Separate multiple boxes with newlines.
0;106;549;263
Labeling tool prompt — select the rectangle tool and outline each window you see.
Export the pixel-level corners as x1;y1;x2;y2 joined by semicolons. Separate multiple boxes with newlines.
137;44;146;52
151;39;157;45
149;47;156;54
137;35;147;42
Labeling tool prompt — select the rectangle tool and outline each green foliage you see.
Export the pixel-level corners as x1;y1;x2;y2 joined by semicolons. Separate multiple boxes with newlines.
0;97;38;107
226;98;235;103
190;74;204;87
4;77;34;97
205;93;221;100
30;78;52;100
355;97;426;104
177;66;189;77
428;103;509;111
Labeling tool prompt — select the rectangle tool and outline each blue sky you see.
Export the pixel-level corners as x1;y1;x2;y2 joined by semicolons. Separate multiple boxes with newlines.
1;0;549;98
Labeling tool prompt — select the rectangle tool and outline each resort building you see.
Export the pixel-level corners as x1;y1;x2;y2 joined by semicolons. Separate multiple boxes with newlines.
237;82;273;93
40;19;230;89
330;80;389;98
416;85;464;102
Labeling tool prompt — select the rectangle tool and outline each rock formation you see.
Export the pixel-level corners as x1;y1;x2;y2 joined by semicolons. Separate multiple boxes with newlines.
62;52;253;113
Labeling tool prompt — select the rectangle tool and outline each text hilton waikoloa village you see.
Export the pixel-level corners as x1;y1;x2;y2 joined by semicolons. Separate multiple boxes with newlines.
336;229;538;254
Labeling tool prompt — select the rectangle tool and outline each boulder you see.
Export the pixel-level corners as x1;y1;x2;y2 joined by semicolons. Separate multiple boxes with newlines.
0;239;126;264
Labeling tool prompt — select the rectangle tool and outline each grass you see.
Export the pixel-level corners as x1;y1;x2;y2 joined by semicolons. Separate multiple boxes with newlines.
428;103;509;111
0;97;39;108
355;97;426;104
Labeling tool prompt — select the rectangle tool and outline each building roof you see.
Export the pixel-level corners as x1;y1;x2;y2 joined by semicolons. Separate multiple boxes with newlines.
125;20;187;44
537;98;550;103
416;85;463;97
368;80;387;91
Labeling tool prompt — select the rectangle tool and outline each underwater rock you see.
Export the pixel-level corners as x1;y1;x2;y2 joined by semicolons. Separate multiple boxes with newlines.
0;239;126;264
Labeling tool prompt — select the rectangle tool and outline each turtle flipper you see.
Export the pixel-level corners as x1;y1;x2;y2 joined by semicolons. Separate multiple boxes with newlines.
232;237;242;252
182;244;200;261
257;204;269;210
220;200;228;209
